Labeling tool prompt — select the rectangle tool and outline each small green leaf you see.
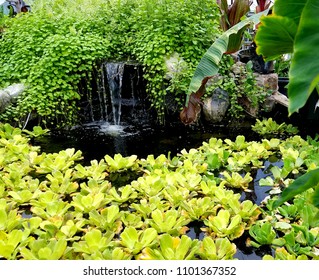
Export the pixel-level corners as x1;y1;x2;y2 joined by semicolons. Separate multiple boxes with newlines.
140;228;157;247
120;227;138;250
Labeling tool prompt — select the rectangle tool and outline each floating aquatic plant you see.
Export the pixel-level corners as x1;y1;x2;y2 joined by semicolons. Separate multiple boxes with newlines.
1;123;319;260
139;234;199;260
252;118;299;138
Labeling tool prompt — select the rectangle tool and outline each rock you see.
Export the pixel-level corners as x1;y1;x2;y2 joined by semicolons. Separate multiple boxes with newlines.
230;61;246;75
271;91;289;107
254;73;280;112
164;52;187;80
263;95;276;112
0;83;25;112
202;88;230;123
255;73;278;91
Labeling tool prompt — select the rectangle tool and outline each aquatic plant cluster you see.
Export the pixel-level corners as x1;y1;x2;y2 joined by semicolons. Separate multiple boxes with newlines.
1;123;319;260
252;118;299;138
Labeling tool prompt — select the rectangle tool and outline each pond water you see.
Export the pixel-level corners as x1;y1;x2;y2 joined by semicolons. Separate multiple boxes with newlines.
32;119;282;260
35;120;257;162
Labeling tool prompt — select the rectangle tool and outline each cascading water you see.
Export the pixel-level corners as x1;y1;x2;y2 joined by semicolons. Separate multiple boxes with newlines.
105;62;124;125
77;60;152;156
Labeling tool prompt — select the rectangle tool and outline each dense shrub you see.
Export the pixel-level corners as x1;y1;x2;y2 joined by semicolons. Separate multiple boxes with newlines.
0;0;221;126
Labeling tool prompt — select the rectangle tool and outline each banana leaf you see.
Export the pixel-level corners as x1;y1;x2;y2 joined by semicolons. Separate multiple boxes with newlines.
226;27;247;54
217;0;251;54
186;9;268;105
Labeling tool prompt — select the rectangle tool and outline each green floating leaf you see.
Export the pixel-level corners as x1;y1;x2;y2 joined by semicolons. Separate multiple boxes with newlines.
73;230;114;256
20;239;67;260
88;205;122;233
102;247;132;260
150;208;190;234
248;222;276;247
104;154;138;172
120;227;158;255
198;237;236;260
0;230;24;259
205;209;245;240
139;234;199;260
263;247;309;260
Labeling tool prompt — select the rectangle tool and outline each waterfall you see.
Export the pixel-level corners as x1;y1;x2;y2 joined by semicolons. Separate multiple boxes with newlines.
105;62;124;125
79;61;149;129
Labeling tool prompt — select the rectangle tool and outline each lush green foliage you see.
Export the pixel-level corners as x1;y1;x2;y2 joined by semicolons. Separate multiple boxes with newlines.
1;122;319;259
255;0;319;115
0;1;111;126
207;56;266;119
0;0;221;126
125;0;221;122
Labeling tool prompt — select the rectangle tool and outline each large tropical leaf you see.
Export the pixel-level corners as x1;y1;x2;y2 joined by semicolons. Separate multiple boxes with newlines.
288;0;319;114
273;0;306;24
254;0;307;60
186;9;268;104
255;0;319;115
273;168;319;208
255;15;297;60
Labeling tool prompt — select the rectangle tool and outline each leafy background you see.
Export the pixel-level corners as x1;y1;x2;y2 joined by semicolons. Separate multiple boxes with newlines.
0;0;220;126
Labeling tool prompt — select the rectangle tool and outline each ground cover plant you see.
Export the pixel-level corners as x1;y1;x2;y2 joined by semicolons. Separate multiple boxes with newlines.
1;122;319;260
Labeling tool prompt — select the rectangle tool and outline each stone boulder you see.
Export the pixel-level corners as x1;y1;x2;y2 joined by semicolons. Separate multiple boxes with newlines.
202;88;230;123
0;83;25;112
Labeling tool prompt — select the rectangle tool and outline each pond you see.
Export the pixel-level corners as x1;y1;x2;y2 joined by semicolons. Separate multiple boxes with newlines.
34;119;258;163
32;118;288;260
29;62;318;260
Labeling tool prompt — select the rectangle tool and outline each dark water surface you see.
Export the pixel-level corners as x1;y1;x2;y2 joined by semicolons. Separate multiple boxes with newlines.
35;121;257;162
33;118;310;260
